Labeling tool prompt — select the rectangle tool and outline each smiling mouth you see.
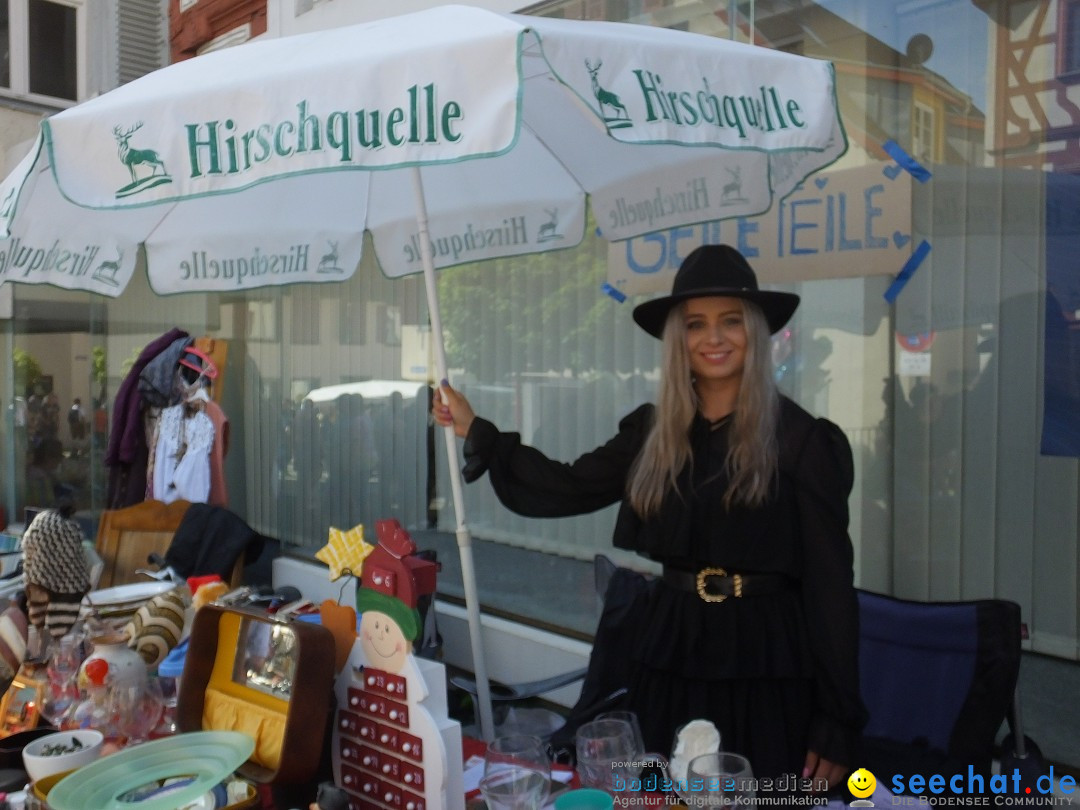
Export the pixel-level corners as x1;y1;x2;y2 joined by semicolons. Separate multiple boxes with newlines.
365;632;397;659
371;642;395;659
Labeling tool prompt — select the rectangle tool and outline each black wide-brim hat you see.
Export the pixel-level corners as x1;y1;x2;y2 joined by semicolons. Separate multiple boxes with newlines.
632;245;800;338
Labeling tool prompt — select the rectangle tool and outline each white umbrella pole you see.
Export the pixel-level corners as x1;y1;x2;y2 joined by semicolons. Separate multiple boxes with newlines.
410;166;496;742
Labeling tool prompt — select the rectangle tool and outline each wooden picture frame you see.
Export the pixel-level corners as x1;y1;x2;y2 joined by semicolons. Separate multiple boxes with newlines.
0;672;45;735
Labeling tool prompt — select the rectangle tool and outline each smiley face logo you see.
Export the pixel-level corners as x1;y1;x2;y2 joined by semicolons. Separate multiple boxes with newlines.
848;768;877;799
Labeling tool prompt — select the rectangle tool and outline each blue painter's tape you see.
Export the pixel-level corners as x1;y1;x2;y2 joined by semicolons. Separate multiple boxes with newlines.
882;140;933;183
884;240;931;304
601;282;627;303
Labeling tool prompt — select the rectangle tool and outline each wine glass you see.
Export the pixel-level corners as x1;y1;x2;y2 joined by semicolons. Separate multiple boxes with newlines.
39;679;80;729
40;634;84;729
153;675;179;736
479;733;551;810
107;679;164;746
578;716;669;800
685;752;754;809
46;635;83;689
595;711;645;759
575;718;639;795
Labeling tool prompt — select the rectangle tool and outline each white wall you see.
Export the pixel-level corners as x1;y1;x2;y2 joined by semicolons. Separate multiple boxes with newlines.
0;111;46;173
264;0;529;38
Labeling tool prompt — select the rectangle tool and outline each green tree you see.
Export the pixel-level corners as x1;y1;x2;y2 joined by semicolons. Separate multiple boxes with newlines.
437;217;638;380
13;348;43;396
92;345;107;402
120;346;141;377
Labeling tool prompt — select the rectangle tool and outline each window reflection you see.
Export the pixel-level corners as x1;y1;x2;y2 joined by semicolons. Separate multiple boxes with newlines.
0;4;10;90
235;618;296;699
0;0;1078;672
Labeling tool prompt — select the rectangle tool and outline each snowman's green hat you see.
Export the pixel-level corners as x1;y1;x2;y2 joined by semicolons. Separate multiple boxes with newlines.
355;587;420;642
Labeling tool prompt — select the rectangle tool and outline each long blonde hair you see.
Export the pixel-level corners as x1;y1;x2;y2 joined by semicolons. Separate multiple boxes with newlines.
627;299;779;517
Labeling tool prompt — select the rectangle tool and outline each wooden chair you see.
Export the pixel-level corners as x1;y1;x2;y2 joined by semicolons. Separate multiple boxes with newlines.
94;499;243;589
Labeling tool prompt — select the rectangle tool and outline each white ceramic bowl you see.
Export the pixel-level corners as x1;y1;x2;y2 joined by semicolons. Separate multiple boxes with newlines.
22;729;104;782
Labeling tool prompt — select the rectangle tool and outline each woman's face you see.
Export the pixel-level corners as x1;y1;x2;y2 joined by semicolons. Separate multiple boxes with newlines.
684;296;747;385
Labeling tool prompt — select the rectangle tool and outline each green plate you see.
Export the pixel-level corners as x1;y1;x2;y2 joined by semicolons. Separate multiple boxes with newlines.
47;731;254;810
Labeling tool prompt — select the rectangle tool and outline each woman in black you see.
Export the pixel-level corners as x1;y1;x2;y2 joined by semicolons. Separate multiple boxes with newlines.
434;245;865;790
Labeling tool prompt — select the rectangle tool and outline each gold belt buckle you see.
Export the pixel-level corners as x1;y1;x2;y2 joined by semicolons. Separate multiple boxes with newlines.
695;567;743;603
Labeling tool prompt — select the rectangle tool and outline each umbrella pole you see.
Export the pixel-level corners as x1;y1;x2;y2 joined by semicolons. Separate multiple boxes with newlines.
410;166;496;742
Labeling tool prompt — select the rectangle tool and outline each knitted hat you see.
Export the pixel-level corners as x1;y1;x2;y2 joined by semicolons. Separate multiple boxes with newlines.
21;509;90;594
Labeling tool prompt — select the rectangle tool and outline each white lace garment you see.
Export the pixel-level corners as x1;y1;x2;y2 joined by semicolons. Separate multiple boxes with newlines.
153;403;215;504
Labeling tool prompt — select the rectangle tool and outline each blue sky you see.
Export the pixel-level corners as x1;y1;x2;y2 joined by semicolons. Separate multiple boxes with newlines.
817;0;990;112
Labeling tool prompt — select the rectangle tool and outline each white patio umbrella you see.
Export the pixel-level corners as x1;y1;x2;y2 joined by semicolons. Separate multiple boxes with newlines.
0;5;846;739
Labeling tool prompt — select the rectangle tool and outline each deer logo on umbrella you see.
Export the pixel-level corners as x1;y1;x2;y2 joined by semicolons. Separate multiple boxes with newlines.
585;59;632;129
92;249;124;287
112;122;172;198
537;209;564;243
317;241;343;273
720;166;746;204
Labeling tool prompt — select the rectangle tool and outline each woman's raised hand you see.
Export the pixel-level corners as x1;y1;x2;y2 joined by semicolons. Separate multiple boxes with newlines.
432;380;476;439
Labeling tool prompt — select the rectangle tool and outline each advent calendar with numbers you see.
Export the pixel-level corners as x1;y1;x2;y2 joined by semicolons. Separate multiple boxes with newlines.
331;519;464;810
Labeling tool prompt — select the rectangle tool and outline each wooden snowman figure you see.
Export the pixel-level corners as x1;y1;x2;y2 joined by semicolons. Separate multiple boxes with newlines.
332;519;448;810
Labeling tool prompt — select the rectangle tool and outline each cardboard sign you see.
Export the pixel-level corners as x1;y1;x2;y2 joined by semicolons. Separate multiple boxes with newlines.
608;162;913;293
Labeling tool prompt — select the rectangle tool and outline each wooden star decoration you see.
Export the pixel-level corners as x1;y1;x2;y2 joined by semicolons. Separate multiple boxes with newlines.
316;523;375;581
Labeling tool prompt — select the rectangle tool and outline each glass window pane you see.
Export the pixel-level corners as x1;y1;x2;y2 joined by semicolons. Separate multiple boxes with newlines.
0;2;10;90
289;288;320;346
28;0;76;100
517;0;1068;633
1067;1;1080;74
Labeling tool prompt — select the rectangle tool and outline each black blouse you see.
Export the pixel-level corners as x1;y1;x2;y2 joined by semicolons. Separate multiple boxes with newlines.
461;395;866;765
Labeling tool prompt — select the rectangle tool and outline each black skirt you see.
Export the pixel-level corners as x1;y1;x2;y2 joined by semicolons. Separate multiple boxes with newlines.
625;579;816;782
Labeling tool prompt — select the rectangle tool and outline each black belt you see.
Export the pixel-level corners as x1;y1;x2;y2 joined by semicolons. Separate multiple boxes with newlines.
662;566;793;603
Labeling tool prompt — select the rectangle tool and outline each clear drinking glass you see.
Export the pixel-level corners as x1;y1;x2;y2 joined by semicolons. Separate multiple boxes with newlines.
479;733;551;810
39;679;80;729
685;752;754;809
577;717;669;799
153;675;179;735
107;679;164;745
40;634;84;729
575;718;639;795
595;711;645;758
45;635;83;688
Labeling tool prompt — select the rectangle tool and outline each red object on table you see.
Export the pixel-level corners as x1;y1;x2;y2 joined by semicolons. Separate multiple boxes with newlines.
186;574;222;592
